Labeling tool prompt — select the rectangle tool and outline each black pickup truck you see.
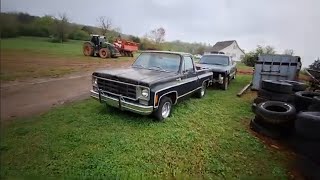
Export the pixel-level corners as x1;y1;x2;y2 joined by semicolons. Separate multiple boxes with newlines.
91;51;212;121
196;54;237;90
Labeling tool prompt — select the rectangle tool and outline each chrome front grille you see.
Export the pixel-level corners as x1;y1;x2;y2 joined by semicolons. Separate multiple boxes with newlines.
97;78;137;99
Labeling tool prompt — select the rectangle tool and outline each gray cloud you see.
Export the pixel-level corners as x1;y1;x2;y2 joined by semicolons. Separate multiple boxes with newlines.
2;0;320;66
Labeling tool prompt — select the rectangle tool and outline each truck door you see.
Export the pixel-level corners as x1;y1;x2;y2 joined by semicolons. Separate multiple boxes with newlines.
179;56;199;96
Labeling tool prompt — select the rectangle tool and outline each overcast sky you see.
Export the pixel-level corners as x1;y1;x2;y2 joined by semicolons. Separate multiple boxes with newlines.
2;0;320;66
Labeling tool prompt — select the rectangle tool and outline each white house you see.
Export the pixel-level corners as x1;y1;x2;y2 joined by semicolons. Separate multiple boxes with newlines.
204;40;245;61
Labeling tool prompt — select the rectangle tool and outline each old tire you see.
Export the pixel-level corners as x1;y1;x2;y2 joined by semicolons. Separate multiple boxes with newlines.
295;112;320;140
256;101;296;124
279;80;307;92
196;83;207;98
258;89;294;102
99;48;110;59
253;97;268;104
153;97;172;121
222;76;229;90
83;42;94;56
250;117;282;139
294;91;320;112
308;96;320;111
261;80;293;94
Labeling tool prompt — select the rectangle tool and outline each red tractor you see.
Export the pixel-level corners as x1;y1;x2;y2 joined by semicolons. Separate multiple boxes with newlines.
113;38;139;57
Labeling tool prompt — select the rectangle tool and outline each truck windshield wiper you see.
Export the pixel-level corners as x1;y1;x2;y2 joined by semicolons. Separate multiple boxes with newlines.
150;66;169;72
132;64;146;69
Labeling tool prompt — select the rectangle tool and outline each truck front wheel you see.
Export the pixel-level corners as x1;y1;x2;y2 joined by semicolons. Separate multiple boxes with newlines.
222;76;229;90
154;97;172;121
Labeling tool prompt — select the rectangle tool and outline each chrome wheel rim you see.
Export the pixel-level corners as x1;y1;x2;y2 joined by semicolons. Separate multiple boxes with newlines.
201;85;205;96
161;102;171;118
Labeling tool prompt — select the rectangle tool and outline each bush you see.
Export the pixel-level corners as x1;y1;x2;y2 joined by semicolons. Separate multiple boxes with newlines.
241;52;258;67
69;29;90;40
0;26;19;38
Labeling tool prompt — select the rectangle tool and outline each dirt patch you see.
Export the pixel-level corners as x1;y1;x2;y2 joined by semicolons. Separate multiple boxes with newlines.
0;51;133;121
0;50;134;83
238;69;253;75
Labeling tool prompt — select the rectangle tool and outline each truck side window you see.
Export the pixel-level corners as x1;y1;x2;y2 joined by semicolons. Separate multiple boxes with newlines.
184;56;195;73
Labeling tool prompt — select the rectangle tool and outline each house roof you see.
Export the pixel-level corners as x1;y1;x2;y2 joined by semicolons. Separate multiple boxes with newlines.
206;40;235;52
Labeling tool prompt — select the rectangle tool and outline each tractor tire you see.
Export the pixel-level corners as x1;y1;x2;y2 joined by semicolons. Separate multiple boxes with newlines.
308;96;320;111
83;42;94;56
258;89;294;103
99;48;110;59
255;101;296;124
261;80;293;94
279;80;308;92
294;91;320;112
295;112;320;140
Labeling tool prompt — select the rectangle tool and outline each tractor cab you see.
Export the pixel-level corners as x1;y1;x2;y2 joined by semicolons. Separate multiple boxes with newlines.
90;35;107;47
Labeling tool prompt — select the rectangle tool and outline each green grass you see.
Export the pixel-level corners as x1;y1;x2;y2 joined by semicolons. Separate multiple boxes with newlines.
1;36;85;57
0;75;289;178
236;62;253;71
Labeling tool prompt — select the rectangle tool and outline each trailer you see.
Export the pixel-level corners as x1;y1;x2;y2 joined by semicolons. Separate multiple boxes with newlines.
113;38;139;57
251;54;302;90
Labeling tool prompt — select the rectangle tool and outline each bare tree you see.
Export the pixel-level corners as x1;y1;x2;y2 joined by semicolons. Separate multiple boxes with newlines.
284;49;294;56
54;13;70;43
98;16;112;36
149;27;166;44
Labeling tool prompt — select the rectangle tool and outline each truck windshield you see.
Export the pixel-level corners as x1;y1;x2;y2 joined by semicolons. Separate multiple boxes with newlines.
199;55;229;66
132;53;181;72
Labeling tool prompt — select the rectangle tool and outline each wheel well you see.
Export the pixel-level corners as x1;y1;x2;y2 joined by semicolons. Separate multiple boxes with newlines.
158;92;177;106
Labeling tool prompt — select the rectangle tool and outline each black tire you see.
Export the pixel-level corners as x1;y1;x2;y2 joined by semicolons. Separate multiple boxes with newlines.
308;96;320;111
252;103;257;113
255;101;296;124
279;80;307;92
153;97;172;121
253;97;268;104
294;91;320;112
295;112;320;140
258;89;294;103
195;83;207;98
221;76;229;90
250;117;282;139
261;80;293;94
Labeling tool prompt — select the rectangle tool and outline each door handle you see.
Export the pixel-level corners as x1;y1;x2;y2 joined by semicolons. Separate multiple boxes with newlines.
176;78;182;81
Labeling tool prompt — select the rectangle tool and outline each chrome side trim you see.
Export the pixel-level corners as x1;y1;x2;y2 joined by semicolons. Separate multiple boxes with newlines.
154;91;178;108
177;87;202;98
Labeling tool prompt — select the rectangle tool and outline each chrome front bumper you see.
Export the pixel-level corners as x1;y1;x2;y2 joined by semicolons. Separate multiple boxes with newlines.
90;90;153;115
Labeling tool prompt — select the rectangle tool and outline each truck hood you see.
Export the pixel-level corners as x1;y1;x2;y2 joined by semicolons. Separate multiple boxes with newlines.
93;67;179;86
196;63;231;73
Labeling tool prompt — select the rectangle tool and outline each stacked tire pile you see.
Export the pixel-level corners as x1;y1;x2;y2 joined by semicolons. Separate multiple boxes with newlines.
251;80;320;139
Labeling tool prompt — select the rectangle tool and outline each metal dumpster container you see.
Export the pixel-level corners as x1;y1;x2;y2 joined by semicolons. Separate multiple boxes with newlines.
252;54;302;90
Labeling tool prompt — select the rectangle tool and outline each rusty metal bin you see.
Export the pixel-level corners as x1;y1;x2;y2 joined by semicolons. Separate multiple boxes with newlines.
252;54;302;90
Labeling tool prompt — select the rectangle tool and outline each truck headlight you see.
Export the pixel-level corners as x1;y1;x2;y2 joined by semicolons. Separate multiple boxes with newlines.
92;77;97;86
141;89;149;97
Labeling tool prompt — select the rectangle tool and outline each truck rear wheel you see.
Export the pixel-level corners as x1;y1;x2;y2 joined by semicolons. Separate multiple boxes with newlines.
83;42;94;56
99;48;110;58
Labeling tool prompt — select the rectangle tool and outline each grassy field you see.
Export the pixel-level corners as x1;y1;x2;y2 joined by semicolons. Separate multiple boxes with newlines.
0;37;135;81
0;75;289;178
1;37;86;57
